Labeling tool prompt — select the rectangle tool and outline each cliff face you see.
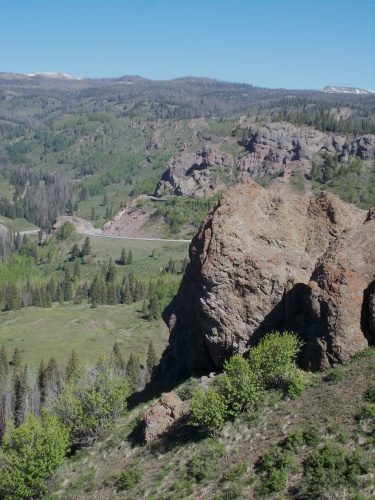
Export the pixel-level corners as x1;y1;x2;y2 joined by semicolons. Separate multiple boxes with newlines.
160;181;375;377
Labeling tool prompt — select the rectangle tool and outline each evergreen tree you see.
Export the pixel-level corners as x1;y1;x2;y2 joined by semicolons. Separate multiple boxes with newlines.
146;340;157;383
126;353;140;393
70;243;80;261
90;274;106;305
14;365;29;427
11;348;22;380
106;257;116;282
4;283;20;311
111;342;125;374
44;357;60;401
120;247;126;265
0;345;8;379
148;295;159;320
126;249;133;265
66;350;80;381
122;281;132;305
64;267;72;302
38;360;46;405
81;236;91;257
106;282;117;305
73;258;81;281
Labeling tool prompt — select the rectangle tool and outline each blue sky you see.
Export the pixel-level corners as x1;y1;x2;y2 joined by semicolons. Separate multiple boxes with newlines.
0;1;374;90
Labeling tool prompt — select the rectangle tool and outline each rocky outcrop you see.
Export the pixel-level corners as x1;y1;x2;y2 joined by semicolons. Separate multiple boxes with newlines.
159;181;375;377
155;145;233;197
140;392;187;443
238;122;375;178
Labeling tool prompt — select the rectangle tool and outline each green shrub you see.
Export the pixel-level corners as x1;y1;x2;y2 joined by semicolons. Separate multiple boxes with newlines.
365;384;375;403
324;367;346;383
0;411;69;499
190;386;227;436
117;467;142;491
221;460;247;483
55;221;75;241
284;428;305;451
301;444;371;496
218;355;261;417
187;440;226;482
303;425;321;447
258;445;294;495
53;356;130;446
359;403;375;420
248;331;303;391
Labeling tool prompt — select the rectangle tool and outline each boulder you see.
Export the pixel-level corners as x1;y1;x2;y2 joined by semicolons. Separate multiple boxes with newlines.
158;181;374;378
140;392;187;443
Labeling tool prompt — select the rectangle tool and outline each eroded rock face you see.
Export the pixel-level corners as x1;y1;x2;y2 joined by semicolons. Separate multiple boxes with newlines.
238;122;375;178
159;181;375;377
155;145;233;197
140;392;187;443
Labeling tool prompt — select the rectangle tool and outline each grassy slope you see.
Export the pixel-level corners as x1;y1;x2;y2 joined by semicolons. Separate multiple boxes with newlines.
50;349;375;499
0;234;188;369
0;303;169;369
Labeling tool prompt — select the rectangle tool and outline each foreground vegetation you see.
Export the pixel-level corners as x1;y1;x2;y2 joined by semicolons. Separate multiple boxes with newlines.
46;341;375;499
1;331;374;499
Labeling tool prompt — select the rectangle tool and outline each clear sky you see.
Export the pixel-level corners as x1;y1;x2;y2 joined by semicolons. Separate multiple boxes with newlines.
0;1;374;90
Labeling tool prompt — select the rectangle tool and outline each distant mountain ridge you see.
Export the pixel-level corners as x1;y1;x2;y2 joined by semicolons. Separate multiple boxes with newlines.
322;85;375;95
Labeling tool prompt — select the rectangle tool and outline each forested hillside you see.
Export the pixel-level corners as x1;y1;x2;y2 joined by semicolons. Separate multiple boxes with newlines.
0;73;374;498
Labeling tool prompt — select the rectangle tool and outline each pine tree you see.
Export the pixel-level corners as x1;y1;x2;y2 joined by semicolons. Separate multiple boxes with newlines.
126;353;139;393
64;267;72;302
120;247;126;265
66;350;80;381
146;340;157;383
81;236;91;257
148;295;159;321
4;283;20;311
122;281;132;305
0;345;8;379
106;257;116;282
44;357;60;401
14;365;29;427
70;243;80;261
111;342;125;374
73;258;81;281
38;360;46;405
11;348;22;380
106;282;117;305
90;274;106;305
126;249;133;265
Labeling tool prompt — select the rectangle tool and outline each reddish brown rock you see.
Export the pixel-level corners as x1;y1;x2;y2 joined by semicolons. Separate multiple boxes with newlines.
140;392;187;443
158;181;374;377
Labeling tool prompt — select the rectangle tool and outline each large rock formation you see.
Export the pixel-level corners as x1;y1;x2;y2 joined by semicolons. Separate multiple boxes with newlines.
238;122;375;178
159;181;375;377
155;144;233;198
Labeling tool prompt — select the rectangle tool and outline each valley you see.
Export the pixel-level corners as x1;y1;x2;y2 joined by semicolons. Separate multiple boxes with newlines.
0;72;374;499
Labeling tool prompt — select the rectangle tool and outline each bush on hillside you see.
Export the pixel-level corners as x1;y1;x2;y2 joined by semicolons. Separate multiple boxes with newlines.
53;356;130;447
0;411;69;499
190;331;304;435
